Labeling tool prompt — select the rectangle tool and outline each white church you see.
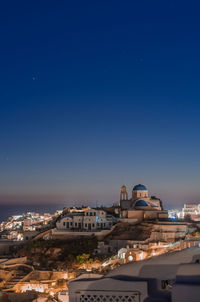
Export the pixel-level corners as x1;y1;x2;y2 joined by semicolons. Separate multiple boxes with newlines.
119;184;168;221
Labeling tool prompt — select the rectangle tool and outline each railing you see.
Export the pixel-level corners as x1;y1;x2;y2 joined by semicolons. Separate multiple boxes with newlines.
76;291;140;302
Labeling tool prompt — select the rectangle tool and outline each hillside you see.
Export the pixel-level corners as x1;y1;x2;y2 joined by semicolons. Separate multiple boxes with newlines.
104;222;153;241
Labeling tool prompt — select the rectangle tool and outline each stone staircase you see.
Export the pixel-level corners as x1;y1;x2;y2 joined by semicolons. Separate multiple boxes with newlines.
2;271;28;292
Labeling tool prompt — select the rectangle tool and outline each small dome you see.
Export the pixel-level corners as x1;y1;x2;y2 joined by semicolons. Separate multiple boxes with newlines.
135;199;149;207
133;184;147;191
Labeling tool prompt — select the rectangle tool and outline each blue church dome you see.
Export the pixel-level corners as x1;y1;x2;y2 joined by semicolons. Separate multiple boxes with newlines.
133;184;147;191
135;200;149;207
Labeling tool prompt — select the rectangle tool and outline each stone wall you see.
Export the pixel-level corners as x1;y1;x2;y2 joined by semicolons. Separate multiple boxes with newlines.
150;223;188;241
51;225;116;241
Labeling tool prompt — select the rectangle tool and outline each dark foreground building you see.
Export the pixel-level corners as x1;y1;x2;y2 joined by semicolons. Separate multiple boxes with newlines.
69;247;200;302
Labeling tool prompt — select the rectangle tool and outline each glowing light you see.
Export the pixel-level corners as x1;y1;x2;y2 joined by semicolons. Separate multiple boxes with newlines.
139;252;143;260
64;273;68;279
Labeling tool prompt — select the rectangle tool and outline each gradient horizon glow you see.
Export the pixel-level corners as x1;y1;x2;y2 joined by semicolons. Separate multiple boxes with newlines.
1;1;200;208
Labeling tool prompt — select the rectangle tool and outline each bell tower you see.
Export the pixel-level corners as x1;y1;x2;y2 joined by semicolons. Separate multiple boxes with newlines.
120;185;128;201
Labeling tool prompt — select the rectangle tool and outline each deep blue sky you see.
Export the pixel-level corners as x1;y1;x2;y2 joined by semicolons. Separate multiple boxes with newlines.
1;0;200;208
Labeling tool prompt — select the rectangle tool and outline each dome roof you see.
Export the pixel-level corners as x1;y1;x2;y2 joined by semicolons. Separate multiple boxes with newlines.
135;199;149;207
133;184;147;191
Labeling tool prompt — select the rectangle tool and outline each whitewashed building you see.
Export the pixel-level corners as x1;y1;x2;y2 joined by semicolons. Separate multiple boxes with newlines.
182;203;200;221
56;209;116;231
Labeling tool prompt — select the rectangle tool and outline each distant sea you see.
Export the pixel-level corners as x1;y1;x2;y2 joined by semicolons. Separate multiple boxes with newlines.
0;204;67;223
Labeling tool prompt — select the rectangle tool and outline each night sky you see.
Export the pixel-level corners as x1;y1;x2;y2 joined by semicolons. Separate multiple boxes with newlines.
1;0;200;208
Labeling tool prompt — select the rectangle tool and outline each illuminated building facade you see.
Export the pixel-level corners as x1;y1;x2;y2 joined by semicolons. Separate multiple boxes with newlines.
56;208;116;231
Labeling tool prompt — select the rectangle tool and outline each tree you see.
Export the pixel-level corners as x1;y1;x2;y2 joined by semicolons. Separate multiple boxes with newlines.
76;253;90;265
